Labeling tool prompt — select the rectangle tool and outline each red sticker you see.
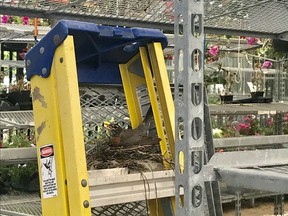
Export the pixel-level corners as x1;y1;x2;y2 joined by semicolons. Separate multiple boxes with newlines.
41;146;53;157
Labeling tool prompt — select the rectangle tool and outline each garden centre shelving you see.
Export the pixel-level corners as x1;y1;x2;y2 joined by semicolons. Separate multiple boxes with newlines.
1;0;288;38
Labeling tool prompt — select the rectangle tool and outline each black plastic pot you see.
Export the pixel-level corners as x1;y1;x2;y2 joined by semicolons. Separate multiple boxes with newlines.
220;95;233;104
251;91;264;98
6;90;32;110
2;42;27;52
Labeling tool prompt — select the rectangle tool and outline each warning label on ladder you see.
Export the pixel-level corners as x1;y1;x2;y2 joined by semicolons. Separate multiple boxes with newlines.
40;144;58;199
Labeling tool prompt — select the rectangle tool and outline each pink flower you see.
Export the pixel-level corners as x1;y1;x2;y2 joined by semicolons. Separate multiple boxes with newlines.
284;113;288;122
247;37;256;45
164;54;173;61
208;46;219;56
1;15;9;23
239;123;250;129
262;61;273;69
22;16;29;25
267;118;273;126
243;116;250;122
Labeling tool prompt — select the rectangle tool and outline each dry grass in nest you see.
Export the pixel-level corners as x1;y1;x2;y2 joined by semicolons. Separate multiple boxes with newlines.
86;141;165;173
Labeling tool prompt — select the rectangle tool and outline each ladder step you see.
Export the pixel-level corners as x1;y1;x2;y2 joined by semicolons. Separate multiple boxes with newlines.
88;170;178;207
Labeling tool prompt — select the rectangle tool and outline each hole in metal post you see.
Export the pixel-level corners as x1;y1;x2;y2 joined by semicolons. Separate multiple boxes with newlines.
178;14;183;36
191;117;202;140
178;151;184;174
178;185;184;208
192;185;202;207
191;151;202;174
178;117;184;140
191;49;202;72
178;49;184;73
191;14;202;37
177;83;184;107
191;83;202;106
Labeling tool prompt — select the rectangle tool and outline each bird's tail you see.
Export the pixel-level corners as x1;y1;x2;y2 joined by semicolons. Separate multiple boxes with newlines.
143;105;153;125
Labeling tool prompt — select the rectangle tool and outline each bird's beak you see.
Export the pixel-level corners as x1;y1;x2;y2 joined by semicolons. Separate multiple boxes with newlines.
102;121;111;128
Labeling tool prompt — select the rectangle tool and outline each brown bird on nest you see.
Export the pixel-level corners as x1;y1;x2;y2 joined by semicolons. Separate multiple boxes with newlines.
104;106;161;146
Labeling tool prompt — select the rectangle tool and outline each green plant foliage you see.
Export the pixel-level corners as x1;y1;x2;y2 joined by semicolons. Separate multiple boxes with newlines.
1;130;38;193
0;164;39;193
3;131;34;148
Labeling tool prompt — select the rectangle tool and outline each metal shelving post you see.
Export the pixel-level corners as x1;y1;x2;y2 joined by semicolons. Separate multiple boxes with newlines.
174;0;210;215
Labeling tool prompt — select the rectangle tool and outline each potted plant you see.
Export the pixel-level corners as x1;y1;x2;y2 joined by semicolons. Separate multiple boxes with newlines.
251;63;265;98
7;79;32;110
251;61;272;98
205;62;235;103
0;131;39;193
0;70;7;94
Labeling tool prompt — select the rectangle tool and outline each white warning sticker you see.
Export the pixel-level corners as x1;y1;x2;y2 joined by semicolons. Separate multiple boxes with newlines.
40;144;58;199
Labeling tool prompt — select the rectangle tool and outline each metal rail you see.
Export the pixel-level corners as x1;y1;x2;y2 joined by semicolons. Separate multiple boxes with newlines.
214;135;288;148
1;135;288;164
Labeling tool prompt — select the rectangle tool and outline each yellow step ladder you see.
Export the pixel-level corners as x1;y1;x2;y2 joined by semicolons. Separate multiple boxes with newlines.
25;20;175;216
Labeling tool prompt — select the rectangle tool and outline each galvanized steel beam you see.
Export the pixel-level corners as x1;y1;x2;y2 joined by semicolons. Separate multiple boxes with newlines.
214;135;288;149
216;167;288;194
210;149;288;168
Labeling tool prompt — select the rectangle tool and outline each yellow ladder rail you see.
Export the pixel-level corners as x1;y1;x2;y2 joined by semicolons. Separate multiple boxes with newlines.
147;43;175;160
31;36;91;216
119;42;176;216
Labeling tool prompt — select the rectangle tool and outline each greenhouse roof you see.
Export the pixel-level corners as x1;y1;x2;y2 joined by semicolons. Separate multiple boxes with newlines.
0;0;288;39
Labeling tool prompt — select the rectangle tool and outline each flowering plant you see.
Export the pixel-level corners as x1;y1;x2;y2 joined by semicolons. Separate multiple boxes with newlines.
1;15;50;26
234;114;274;136
9;79;31;93
205;61;235;96
284;113;288;134
262;60;273;69
0;70;7;94
1;15;30;25
251;63;265;92
217;114;276;137
246;37;258;45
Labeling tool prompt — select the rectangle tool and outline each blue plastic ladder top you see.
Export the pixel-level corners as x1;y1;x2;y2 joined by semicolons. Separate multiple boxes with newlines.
25;20;168;84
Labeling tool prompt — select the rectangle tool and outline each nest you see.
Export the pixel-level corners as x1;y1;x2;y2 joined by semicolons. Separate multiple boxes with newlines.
86;142;165;173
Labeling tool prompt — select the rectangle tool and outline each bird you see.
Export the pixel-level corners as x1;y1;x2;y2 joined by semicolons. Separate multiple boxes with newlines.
104;106;160;146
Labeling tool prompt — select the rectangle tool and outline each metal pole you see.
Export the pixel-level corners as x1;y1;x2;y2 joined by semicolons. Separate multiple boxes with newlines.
174;0;207;215
274;194;284;215
235;191;241;216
